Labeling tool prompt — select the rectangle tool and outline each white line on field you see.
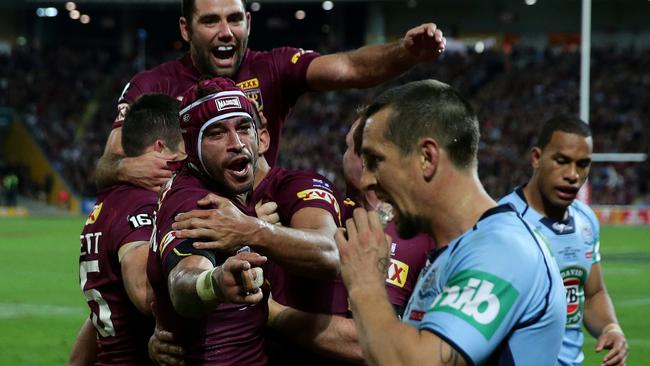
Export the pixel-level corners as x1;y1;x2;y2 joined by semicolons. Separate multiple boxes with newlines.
616;297;650;308
0;303;84;318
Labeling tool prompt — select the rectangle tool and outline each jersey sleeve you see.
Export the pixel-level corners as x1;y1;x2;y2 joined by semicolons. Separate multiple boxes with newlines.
417;237;535;364
274;171;343;227
271;47;320;94
112;70;170;129
113;194;157;251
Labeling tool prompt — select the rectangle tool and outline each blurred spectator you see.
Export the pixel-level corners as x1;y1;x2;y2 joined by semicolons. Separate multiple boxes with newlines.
1;45;648;205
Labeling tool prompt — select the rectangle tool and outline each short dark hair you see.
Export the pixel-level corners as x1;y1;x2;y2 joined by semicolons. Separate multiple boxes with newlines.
536;115;592;149
121;94;183;157
181;0;247;24
363;79;480;169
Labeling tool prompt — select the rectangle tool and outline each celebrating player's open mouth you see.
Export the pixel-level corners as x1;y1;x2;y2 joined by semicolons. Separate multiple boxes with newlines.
212;44;237;68
225;154;252;180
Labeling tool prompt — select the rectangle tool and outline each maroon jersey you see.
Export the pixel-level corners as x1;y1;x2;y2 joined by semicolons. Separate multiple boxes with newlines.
342;197;437;316
250;167;350;366
114;48;319;166
147;167;268;365
250;166;348;315
78;184;156;365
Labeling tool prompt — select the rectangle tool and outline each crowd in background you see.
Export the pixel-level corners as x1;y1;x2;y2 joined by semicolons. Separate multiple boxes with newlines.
1;44;648;204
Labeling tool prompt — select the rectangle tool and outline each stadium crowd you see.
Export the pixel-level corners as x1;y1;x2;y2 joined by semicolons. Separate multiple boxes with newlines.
1;45;648;203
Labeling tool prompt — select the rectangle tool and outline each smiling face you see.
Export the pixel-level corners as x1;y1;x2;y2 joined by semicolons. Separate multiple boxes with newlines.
200;115;259;194
532;130;593;212
359;107;429;239
181;0;250;78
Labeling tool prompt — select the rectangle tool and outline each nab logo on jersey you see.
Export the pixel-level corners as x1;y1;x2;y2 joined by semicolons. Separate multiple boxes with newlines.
430;270;518;340
386;258;409;288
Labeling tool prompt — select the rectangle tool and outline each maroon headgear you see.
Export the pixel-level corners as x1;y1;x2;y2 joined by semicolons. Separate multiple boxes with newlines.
178;77;258;175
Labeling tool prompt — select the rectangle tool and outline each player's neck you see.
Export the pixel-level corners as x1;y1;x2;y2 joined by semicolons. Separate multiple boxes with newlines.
522;180;568;221
253;157;271;189
428;171;496;247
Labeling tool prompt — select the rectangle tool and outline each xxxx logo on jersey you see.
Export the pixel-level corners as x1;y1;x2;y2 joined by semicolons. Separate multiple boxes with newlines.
236;78;263;111
297;188;341;224
85;202;103;225
429;270;518;340
561;266;587;327
386;258;409;288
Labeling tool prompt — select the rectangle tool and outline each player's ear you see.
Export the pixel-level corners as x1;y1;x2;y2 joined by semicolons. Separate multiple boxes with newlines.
246;12;251;36
531;147;542;169
420;138;439;182
179;17;191;42
258;127;270;156
153;139;166;153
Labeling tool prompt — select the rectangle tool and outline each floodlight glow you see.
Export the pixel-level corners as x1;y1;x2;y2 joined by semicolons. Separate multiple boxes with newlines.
322;1;334;11
70;9;80;19
45;7;58;17
80;14;90;24
525;0;537;5
250;2;261;12
474;41;485;53
295;10;306;20
36;8;45;17
65;2;76;11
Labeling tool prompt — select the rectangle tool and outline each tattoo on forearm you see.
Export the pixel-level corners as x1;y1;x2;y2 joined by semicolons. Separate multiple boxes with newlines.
439;340;460;366
377;256;390;274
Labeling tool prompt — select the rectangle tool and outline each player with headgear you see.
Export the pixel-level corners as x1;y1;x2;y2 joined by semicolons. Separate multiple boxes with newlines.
147;77;268;365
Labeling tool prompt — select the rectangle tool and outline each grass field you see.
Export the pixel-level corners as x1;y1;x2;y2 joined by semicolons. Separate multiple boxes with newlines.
0;217;648;365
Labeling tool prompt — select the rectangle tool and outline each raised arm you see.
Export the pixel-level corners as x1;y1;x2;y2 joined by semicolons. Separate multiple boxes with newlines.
336;208;467;366
95;127;177;191
167;251;266;317
306;23;446;90
583;263;628;366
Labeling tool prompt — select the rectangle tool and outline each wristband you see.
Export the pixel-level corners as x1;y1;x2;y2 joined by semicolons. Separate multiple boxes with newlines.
196;267;219;303
602;322;624;335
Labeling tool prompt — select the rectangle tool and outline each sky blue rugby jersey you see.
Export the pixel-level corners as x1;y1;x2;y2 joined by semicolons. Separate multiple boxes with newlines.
500;187;601;366
402;204;566;366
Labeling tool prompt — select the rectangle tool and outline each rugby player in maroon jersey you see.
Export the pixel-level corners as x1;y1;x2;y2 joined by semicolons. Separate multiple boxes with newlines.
96;0;446;193
69;94;185;366
147;78;275;365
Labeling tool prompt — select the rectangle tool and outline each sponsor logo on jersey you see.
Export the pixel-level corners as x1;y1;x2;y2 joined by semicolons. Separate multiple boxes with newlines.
297;188;341;223
561;266;586;326
312;178;332;191
552;221;574;234
290;49;314;64
85;202;103;225
429;270;518;340
386;258;409;288
343;198;356;207
408;309;425;321
585;250;593;259
215;97;241;111
236;78;263;111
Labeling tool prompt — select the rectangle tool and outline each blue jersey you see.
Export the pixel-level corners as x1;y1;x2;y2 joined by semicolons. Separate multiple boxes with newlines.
402;204;565;365
500;187;601;366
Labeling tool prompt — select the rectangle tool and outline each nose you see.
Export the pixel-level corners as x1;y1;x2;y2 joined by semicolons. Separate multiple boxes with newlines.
565;163;579;183
360;167;377;193
216;21;233;41
226;131;245;152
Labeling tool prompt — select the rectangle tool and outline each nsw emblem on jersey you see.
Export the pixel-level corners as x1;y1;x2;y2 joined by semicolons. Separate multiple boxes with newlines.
429;270;519;340
386;258;409;288
85;202;103;225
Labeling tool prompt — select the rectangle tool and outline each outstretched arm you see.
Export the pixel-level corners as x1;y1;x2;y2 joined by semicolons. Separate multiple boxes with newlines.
95;127;176;191
307;23;446;90
583;263;628;366
167;252;266;317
